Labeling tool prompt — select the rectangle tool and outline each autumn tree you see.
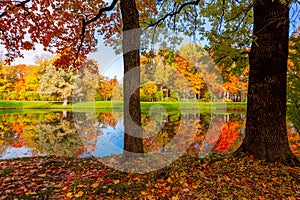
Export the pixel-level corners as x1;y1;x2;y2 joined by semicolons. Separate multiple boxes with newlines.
96;76;119;101
0;63;11;100
233;0;299;164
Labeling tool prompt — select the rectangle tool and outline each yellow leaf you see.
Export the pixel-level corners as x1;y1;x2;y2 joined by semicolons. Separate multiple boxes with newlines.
25;191;37;196
75;191;84;197
167;178;172;183
50;182;55;186
38;174;46;177
113;180;120;184
92;183;98;188
66;192;73;197
107;188;113;194
171;196;180;200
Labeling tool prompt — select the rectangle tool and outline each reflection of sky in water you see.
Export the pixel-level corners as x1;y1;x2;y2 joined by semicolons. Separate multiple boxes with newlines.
1;147;46;159
81;121;124;158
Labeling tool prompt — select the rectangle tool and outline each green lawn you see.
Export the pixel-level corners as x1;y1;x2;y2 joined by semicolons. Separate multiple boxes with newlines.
0;100;247;112
0;100;69;109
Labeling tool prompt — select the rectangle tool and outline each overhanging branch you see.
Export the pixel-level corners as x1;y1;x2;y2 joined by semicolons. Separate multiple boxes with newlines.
76;0;119;59
147;0;200;28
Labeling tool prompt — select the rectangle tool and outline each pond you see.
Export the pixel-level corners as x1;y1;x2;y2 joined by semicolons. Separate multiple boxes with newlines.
0;109;299;160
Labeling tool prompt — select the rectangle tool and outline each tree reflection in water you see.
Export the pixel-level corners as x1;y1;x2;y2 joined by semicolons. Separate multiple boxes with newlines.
0;110;299;159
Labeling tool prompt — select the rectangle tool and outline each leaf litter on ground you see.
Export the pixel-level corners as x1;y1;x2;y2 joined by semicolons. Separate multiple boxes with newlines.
0;152;299;199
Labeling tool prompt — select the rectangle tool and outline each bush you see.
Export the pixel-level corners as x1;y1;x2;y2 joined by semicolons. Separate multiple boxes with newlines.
140;95;152;102
155;91;163;101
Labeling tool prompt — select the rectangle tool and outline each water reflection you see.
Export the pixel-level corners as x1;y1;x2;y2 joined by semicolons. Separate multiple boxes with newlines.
0;110;299;159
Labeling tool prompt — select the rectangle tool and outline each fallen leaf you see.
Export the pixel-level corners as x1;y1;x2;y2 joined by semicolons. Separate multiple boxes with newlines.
92;183;98;188
66;192;73;197
107;188;113;194
75;191;84;197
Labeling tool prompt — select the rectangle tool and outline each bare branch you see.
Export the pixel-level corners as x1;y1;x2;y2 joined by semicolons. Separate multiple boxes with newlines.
147;0;200;28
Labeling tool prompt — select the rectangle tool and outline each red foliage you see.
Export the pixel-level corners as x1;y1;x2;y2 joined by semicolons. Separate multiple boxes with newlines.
12;139;24;148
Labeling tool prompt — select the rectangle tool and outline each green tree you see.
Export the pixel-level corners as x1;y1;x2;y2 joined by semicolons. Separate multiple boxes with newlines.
38;64;78;106
140;81;157;101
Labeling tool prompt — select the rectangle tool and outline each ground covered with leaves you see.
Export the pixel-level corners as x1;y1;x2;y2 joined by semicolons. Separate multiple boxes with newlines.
0;153;299;199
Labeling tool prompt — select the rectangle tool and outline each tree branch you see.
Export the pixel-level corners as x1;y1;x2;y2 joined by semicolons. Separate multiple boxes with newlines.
0;0;30;18
76;0;119;59
147;0;200;28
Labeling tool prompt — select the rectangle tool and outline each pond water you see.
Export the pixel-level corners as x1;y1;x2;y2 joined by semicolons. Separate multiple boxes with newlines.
0;109;299;159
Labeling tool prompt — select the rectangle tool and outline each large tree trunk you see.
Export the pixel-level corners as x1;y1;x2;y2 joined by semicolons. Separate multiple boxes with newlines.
120;0;144;160
236;0;299;165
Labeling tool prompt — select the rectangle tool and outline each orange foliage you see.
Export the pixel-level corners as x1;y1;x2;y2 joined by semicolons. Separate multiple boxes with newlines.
11;122;24;134
287;128;300;157
12;139;24;148
214;121;241;152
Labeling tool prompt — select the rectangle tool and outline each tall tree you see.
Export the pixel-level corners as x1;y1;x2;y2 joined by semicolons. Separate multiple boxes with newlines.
120;0;144;159
235;0;299;164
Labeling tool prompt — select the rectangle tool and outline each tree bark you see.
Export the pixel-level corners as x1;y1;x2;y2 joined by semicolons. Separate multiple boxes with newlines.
120;0;144;160
236;0;299;165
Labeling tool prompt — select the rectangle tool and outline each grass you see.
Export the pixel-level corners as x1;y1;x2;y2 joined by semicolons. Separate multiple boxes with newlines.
0;100;247;112
0;100;71;109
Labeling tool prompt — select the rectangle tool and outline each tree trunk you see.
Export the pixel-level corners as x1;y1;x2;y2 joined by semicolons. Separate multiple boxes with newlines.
63;98;68;106
120;0;144;160
236;0;299;165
